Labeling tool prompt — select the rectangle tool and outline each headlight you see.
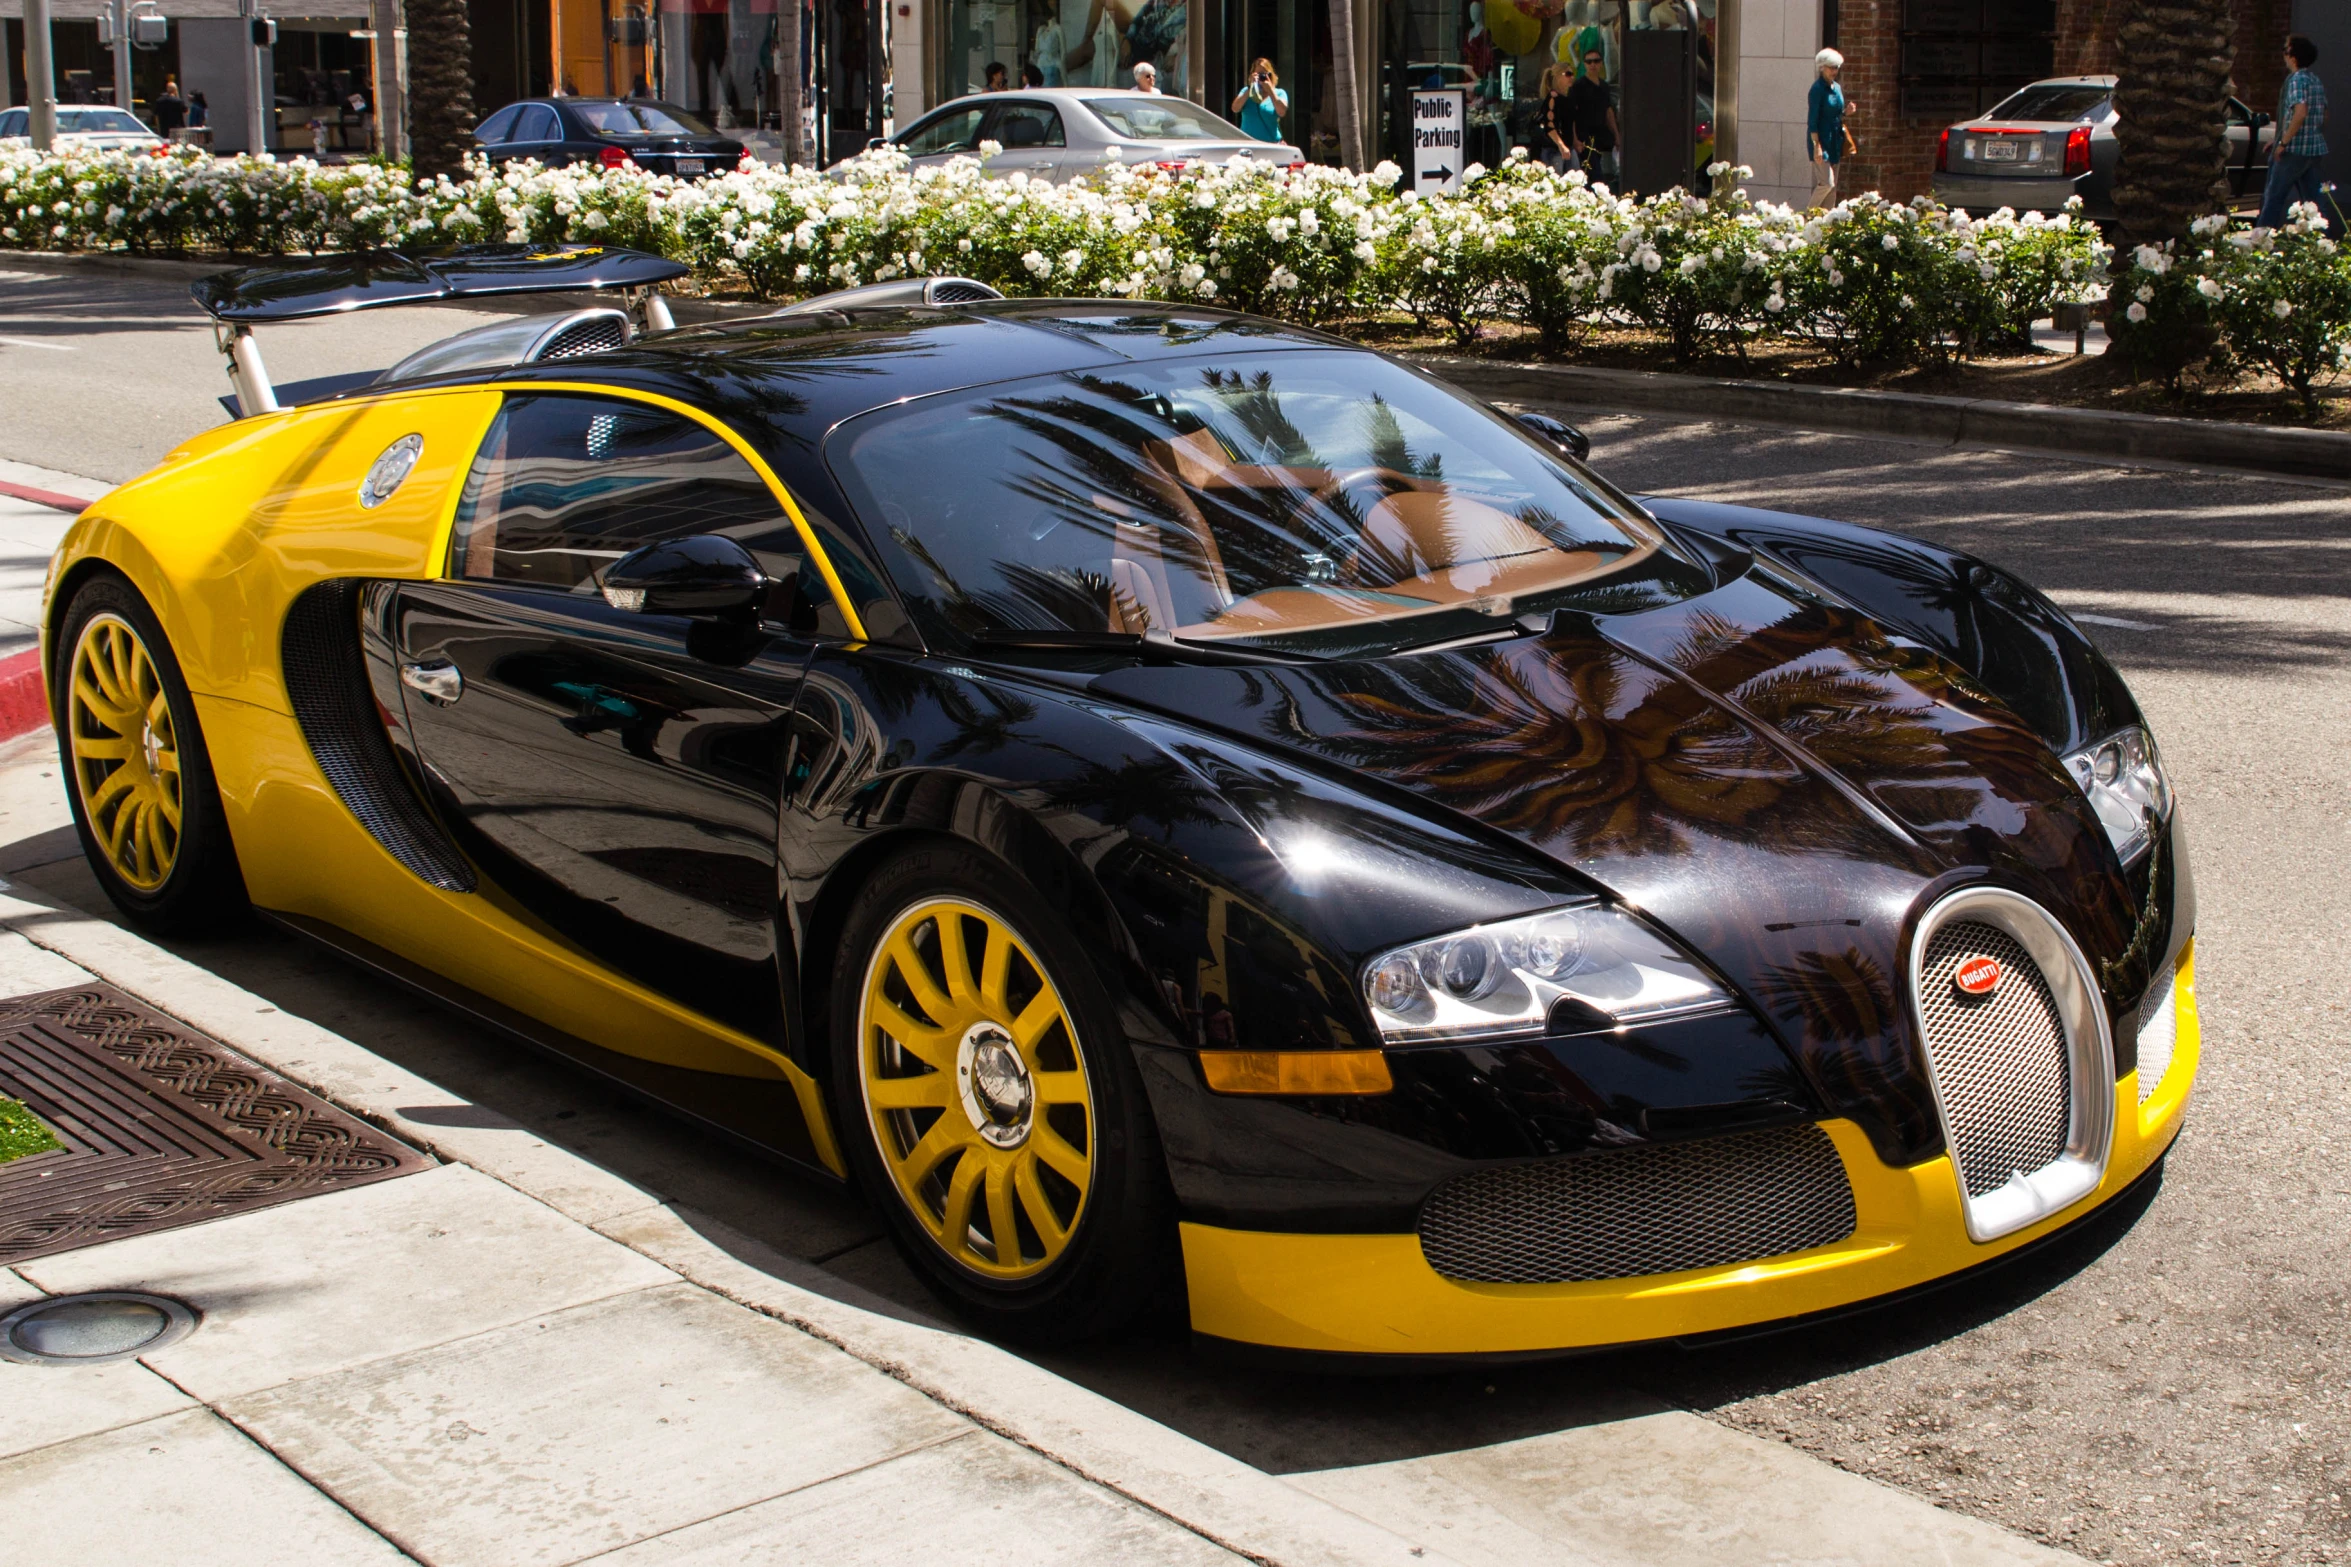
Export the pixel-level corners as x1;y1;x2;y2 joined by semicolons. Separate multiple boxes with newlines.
1360;904;1735;1046
2063;725;2172;866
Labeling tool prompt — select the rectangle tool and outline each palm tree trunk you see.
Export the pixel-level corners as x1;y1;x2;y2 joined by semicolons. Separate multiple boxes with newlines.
405;0;475;186
2110;0;2234;248
1328;0;1363;170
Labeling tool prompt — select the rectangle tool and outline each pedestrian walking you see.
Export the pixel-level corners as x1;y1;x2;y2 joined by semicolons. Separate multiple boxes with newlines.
1565;47;1617;186
2259;34;2331;229
153;78;187;138
1231;57;1288;143
1807;48;1851;209
1538;60;1579;173
1133;61;1160;94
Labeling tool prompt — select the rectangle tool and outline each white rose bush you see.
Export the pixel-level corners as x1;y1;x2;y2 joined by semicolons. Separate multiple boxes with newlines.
4;141;2346;400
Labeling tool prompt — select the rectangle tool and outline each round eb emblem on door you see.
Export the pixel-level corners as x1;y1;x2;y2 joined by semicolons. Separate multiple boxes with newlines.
359;434;424;509
1953;956;2003;997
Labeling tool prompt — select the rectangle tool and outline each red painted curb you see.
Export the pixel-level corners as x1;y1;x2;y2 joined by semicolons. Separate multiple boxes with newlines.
0;480;90;515
0;648;48;743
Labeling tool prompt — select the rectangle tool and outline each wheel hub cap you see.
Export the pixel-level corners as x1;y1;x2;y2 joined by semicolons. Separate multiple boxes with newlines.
957;1022;1034;1148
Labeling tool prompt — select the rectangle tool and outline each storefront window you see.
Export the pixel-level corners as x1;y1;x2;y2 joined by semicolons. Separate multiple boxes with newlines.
951;0;1186;102
1219;0;1331;161
1380;0;1714;185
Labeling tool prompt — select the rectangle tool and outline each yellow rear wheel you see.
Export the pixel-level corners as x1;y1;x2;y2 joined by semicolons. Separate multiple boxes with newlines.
857;896;1096;1281
66;612;182;893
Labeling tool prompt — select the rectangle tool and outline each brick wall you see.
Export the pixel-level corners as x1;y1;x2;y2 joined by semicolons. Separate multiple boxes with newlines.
1832;0;2283;203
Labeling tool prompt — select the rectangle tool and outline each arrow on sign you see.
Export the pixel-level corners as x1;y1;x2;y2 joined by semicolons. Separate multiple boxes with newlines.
1425;165;1454;184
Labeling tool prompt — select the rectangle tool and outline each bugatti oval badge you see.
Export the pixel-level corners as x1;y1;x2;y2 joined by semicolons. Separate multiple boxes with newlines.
358;434;424;509
1953;956;2003;996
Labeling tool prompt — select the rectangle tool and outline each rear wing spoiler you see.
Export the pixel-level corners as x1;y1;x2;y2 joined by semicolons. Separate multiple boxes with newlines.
192;243;690;417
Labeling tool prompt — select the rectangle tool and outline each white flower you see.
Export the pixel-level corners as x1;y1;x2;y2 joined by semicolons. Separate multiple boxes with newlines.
2125;301;2148;323
1881;232;1899;251
1270;265;1301;291
2195;277;2223;300
1021;249;1051;276
2273;298;2293;319
2135;284;2154;303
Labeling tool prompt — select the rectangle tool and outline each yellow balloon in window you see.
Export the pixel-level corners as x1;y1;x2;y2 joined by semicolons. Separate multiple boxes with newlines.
1484;0;1543;58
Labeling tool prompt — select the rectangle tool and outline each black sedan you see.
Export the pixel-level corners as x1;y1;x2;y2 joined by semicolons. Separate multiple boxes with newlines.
60;254;2198;1359
472;97;748;177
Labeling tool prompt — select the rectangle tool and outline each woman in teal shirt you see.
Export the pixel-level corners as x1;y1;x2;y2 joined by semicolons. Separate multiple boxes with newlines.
1232;57;1290;143
1807;48;1848;209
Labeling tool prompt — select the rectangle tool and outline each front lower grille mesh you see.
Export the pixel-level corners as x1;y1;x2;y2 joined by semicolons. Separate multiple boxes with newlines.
1917;921;2069;1197
282;582;475;893
1416;1124;1857;1285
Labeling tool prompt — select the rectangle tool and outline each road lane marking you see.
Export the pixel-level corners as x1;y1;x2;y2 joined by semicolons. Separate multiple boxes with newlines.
2070;612;2158;631
0;337;73;352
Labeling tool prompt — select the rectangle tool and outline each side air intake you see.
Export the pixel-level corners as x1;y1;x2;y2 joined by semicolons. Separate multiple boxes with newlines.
375;307;634;386
765;276;1005;317
281;581;476;893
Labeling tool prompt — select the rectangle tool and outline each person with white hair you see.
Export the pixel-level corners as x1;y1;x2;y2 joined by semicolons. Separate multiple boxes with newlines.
1133;61;1160;93
1807;47;1852;208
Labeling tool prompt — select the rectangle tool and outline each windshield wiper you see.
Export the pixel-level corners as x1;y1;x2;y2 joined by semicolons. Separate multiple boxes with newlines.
966;629;1319;666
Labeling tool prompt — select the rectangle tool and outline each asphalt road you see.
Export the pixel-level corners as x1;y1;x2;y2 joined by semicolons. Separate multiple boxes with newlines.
5;268;2348;1566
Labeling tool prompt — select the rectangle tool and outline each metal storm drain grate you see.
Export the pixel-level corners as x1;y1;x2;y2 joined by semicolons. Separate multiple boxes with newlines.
0;1292;198;1365
0;986;428;1264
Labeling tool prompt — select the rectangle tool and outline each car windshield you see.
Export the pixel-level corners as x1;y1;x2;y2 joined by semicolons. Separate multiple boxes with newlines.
1082;96;1247;141
831;351;1679;659
60;109;149;134
1986;85;2110;123
572;101;714;137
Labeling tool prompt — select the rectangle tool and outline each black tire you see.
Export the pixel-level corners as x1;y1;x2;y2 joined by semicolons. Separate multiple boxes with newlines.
827;839;1177;1342
52;573;248;934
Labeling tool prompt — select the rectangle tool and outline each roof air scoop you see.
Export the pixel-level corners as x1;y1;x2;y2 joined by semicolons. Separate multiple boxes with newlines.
375;308;634;387
766;276;1004;318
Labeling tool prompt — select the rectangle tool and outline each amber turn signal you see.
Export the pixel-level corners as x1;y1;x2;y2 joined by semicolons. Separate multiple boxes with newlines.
1198;1050;1394;1096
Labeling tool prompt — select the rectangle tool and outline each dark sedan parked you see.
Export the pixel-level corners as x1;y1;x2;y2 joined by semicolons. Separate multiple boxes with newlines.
473;98;748;178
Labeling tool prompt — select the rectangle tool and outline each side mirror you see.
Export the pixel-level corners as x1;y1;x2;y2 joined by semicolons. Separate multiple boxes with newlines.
602;534;764;617
1516;411;1591;462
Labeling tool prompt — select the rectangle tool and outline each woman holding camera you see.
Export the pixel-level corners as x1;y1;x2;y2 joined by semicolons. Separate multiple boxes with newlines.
1233;58;1290;143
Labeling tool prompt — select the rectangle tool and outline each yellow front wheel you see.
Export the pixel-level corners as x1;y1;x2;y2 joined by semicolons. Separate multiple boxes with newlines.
832;843;1175;1339
54;577;246;932
858;896;1094;1280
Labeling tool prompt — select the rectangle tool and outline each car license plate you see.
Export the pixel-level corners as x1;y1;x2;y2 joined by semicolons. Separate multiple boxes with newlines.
1983;140;2020;161
675;157;705;175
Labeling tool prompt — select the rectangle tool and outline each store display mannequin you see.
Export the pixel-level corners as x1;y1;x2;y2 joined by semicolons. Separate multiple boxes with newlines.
1556;0;1617;80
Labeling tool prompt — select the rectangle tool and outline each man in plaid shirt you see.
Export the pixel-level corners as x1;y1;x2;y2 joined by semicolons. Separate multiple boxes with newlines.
2258;34;2331;229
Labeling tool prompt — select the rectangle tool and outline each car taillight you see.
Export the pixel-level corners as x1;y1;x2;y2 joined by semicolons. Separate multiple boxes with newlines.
2064;126;2091;178
599;145;628;169
1286;160;1306;171
1153;159;1190;171
1936;127;1951;172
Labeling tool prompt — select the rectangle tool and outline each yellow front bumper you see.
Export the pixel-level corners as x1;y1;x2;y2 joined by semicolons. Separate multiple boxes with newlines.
1182;944;2200;1357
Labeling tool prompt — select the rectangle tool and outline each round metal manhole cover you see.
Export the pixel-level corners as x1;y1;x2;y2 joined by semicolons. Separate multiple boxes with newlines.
0;1292;197;1366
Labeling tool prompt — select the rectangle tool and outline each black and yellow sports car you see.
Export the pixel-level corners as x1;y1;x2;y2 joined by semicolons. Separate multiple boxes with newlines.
44;244;2196;1357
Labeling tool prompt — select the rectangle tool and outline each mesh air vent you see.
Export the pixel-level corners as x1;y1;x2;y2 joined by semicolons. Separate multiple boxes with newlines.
928;279;1004;304
1416;1124;1857;1285
2135;954;2178;1105
281;582;475;893
1916;920;2069;1197
533;313;628;361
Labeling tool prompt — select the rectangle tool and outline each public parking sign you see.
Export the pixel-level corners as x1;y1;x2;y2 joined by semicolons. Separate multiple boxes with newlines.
1412;89;1466;194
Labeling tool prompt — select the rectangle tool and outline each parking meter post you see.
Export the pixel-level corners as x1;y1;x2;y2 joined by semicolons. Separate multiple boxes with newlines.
25;0;58;151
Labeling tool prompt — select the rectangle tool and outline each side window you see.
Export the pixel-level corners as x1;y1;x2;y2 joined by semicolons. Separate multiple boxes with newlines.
474;105;522;143
450;394;847;633
900;107;985;156
990;102;1065;149
514;104;562;142
0;110;26;137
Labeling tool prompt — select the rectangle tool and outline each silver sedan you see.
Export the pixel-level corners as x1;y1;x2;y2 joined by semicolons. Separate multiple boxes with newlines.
882;87;1303;182
1932;75;2273;222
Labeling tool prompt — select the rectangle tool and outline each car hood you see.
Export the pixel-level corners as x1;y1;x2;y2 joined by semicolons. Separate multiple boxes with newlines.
1092;565;2139;1165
